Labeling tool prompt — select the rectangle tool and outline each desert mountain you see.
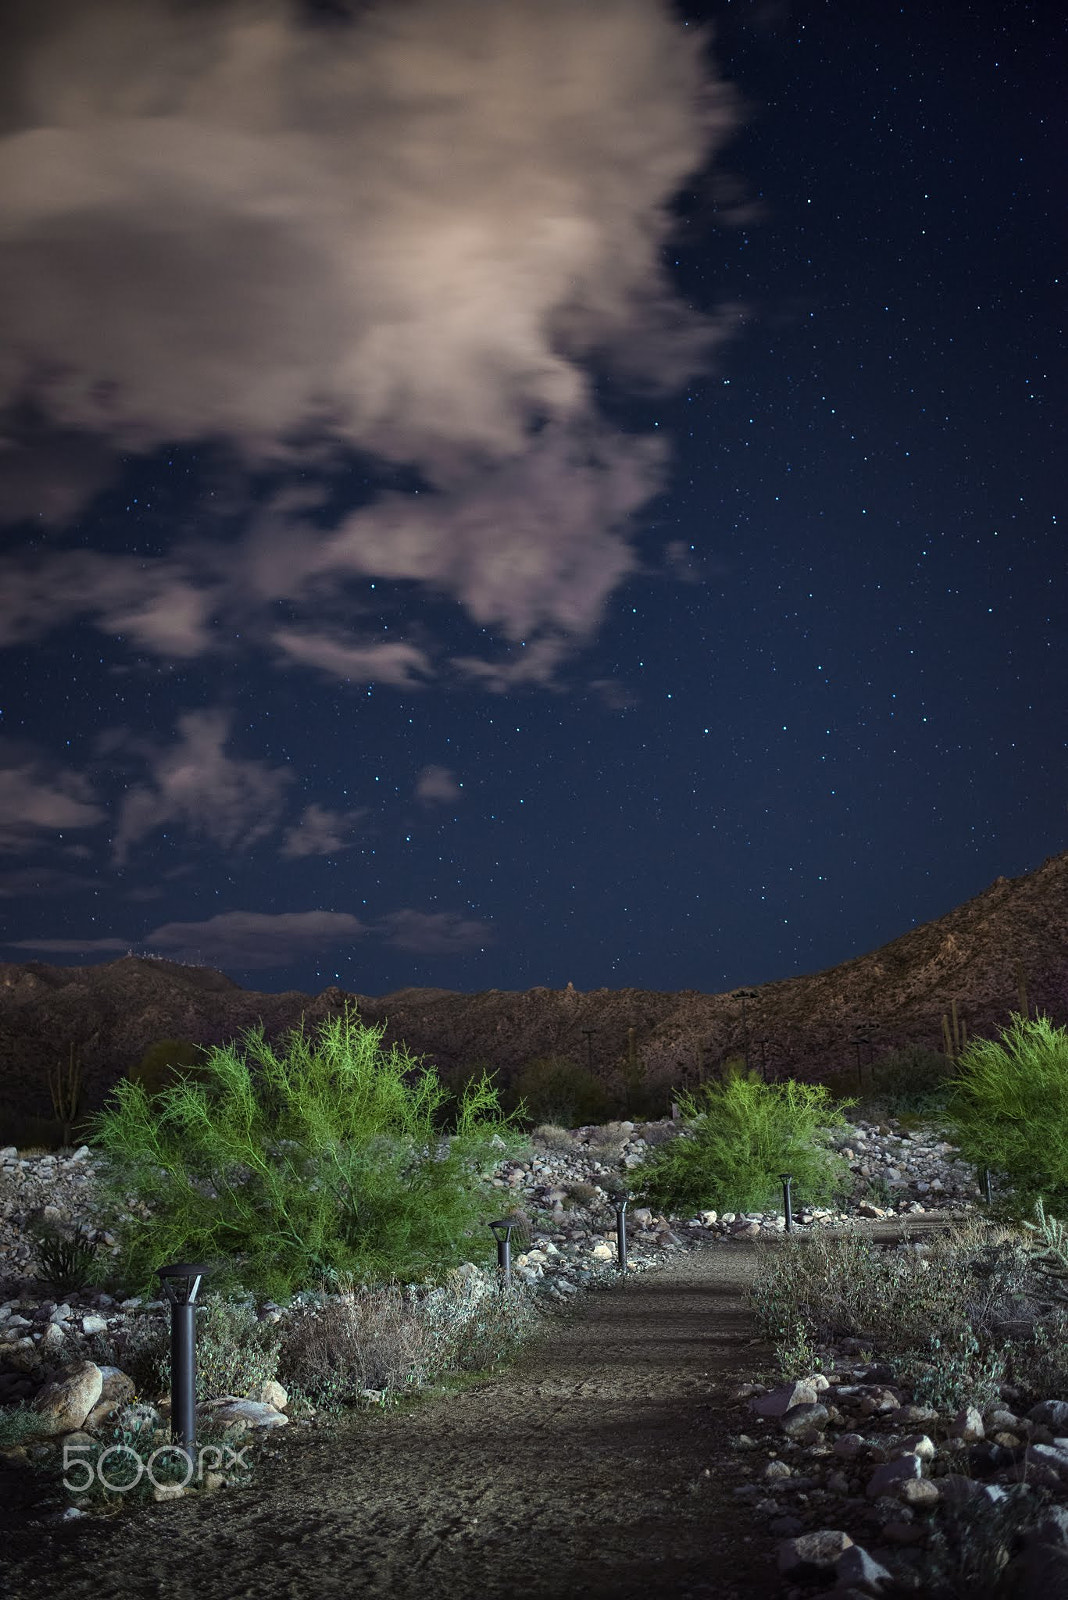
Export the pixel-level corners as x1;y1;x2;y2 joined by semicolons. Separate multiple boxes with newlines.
1;850;1066;1123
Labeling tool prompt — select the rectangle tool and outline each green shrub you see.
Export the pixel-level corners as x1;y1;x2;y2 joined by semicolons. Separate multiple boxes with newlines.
505;1055;613;1128
945;1012;1068;1215
863;1043;956;1116
82;1008;527;1303
27;1216;100;1293
632;1069;852;1217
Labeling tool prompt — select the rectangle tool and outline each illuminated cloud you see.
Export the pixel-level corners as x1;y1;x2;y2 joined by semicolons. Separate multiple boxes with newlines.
0;0;739;678
377;908;491;955
272;630;433;687
0;747;106;852
280;802;364;858
112;708;293;864
140;909;368;969
415;765;460;805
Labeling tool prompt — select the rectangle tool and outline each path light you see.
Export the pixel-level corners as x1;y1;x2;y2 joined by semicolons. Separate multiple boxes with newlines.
982;1168;994;1206
157;1262;213;1469
614;1199;629;1274
488;1219;515;1287
780;1174;794;1234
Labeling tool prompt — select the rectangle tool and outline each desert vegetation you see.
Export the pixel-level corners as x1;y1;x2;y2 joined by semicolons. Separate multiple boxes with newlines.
78;1009;529;1302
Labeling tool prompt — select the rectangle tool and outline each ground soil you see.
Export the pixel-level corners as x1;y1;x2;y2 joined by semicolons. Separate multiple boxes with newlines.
1;1239;786;1600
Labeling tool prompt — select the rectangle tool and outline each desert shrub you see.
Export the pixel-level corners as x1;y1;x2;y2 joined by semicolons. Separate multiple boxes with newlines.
923;1485;1056;1600
945;1012;1068;1215
82;1008;526;1302
588;1122;628;1161
277;1270;541;1412
638;1120;680;1148
0;1403;45;1449
633;1070;852;1217
418;1270;541;1374
126;1039;216;1101
531;1123;579;1154
26;1215;100;1293
91;1293;283;1403
562;1180;602;1210
506;1056;613;1127
278;1284;431;1411
863;1044;956;1117
749;1216;1068;1411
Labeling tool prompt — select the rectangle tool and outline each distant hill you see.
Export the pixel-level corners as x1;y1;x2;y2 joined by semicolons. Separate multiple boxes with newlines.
1;851;1066;1122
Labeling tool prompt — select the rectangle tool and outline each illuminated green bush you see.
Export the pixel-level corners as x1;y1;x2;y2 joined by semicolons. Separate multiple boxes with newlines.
84;1009;526;1303
632;1068;852;1216
946;1012;1068;1215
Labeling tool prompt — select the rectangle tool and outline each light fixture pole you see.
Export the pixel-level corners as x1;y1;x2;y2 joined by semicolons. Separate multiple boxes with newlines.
156;1262;213;1471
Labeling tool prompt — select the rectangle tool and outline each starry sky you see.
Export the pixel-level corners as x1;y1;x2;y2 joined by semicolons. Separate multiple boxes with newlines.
0;0;1064;998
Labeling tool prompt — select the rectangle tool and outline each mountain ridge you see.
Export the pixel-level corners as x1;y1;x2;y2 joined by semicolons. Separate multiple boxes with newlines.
1;850;1065;1121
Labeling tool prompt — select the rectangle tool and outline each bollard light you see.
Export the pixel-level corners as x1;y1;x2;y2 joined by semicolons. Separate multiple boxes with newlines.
614;1199;629;1274
982;1168;994;1206
157;1262;213;1469
488;1219;515;1287
780;1173;794;1234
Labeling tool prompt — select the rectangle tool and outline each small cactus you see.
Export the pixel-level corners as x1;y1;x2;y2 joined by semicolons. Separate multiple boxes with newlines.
1022;1196;1068;1304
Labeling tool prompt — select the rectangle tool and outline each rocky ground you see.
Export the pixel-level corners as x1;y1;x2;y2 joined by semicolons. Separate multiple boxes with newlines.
3;1118;1068;1596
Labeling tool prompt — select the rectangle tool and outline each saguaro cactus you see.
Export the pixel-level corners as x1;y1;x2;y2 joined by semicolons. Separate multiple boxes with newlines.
941;1000;968;1061
46;1043;82;1147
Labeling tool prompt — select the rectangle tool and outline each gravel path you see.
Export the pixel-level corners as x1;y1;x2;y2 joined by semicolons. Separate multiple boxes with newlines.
1;1239;782;1600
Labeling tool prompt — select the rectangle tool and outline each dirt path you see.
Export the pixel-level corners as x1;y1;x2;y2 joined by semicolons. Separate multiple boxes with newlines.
2;1239;785;1600
2;1214;974;1600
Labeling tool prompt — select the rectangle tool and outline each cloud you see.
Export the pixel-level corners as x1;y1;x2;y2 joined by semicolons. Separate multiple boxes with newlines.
0;549;216;655
0;747;106;852
0;0;740;678
415;765;460;805
376;908;491;955
0;865;101;897
272;630;433;687
280;802;364;858
8;936;128;955
140;909;368;969
112;708;293;864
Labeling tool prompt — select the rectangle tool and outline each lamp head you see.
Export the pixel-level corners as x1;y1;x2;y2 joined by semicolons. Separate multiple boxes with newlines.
156;1262;214;1305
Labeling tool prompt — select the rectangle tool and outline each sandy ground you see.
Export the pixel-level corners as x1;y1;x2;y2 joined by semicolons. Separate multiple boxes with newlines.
0;1239;784;1600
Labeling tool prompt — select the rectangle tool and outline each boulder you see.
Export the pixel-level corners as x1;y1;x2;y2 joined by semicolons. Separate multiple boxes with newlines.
30;1360;103;1436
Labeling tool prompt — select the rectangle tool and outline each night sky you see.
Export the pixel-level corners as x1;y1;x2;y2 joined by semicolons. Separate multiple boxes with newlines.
0;0;1064;998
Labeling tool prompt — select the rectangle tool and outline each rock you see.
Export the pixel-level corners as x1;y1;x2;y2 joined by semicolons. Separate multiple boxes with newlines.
835;1544;894;1592
833;1433;867;1460
764;1459;793;1481
777;1529;854;1577
892;1434;935;1462
948;1403;985;1442
751;1380;821;1419
898;1478;939;1508
259;1379;288;1410
768;1514;805;1537
30;1360;103;1435
866;1455;922;1498
83;1366;136;1431
1028;1399;1068;1431
781;1402;830;1441
200;1398;289;1431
